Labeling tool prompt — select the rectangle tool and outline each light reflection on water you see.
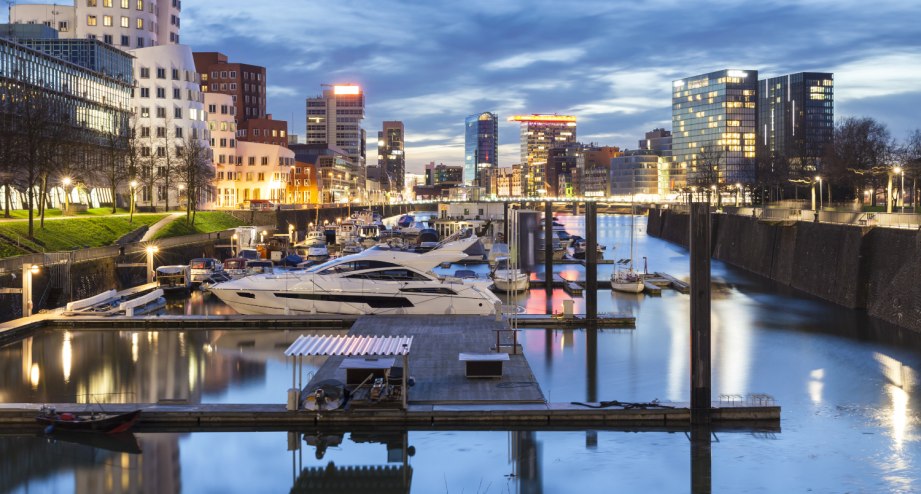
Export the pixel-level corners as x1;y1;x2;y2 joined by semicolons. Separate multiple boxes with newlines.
2;214;921;493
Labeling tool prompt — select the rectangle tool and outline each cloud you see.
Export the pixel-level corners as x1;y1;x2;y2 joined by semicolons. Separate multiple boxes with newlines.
831;52;921;101
266;86;298;98
485;48;586;70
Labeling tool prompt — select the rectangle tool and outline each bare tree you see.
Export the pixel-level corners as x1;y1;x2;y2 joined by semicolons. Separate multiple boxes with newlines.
96;118;131;214
176;131;214;224
158;115;180;212
824;116;893;206
692;144;723;206
0;82;18;218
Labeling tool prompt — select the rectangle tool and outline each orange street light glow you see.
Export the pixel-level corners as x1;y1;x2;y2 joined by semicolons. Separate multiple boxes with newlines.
334;85;361;95
508;114;577;123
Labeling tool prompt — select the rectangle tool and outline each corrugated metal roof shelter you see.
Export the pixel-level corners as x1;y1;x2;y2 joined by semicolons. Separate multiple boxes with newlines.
285;335;413;357
285;335;414;409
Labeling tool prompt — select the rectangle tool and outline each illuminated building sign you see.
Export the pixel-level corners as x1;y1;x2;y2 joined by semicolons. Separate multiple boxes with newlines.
508;114;577;123
333;85;361;95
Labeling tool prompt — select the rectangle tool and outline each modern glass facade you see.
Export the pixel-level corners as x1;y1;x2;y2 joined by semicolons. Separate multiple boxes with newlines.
0;37;132;136
17;38;134;82
510;114;577;196
757;72;833;174
672;69;758;186
464;112;498;185
377;121;404;193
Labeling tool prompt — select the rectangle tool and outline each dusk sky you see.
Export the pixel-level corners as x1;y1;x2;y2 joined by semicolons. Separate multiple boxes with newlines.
7;1;921;173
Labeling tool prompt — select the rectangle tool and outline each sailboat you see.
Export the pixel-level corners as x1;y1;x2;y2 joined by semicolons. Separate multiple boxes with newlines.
611;176;645;293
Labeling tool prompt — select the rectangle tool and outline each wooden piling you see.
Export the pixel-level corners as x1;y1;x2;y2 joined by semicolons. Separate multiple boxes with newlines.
585;201;598;321
690;202;712;425
544;201;554;305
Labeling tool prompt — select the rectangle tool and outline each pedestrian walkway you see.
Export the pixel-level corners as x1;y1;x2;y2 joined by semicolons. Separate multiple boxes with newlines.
140;212;184;241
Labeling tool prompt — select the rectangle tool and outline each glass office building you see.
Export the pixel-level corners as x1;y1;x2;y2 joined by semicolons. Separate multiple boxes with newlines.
757;72;834;174
672;69;758;186
464;112;498;185
510;114;577;196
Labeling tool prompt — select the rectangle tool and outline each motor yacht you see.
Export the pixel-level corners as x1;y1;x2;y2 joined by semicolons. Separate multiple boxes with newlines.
490;257;529;293
210;236;501;316
189;258;224;285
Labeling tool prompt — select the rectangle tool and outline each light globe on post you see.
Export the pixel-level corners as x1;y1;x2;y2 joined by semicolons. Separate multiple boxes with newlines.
145;245;159;284
815;176;823;210
62;177;72;214
129;180;138;220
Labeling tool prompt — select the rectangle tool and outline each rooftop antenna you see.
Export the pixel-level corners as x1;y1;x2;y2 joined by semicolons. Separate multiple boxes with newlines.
4;0;14;38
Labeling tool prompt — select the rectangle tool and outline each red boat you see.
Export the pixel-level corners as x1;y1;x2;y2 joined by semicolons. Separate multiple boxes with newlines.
37;407;141;434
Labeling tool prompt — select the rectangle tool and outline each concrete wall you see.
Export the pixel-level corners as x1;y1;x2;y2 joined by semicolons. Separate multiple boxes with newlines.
648;208;921;332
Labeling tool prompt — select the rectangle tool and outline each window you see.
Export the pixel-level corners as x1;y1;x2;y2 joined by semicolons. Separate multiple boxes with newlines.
103;34;113;44
261;157;268;165
219;138;227;147
121;0;129;7
140;107;150;118
87;15;97;26
136;18;143;29
156;68;165;79
120;35;129;46
121;16;129;27
103;15;113;26
174;107;182;118
208;104;216;113
58;21;69;32
229;139;235;147
156;87;165;98
248;157;255;165
140;87;150;98
156;107;166;118
136;0;143;9
104;0;113;6
157;147;166;157
156;127;166;138
136;37;144;48
221;71;227;78
254;129;261;136
257;173;265;181
175;127;183;138
140;126;150;137
173;88;180;99
229;83;236;90
172;69;179;80
87;0;97;5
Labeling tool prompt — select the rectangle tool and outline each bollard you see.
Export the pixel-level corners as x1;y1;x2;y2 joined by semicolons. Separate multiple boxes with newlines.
287;388;300;411
562;299;574;318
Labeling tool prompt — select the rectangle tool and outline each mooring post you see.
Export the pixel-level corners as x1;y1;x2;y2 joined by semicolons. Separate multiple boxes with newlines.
585;201;598;321
503;201;509;242
544;201;554;305
690;425;712;494
690;202;712;425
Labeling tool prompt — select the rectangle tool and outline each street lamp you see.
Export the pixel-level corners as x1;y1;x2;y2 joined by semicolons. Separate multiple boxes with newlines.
895;167;905;213
22;263;40;316
129;180;138;220
815;176;823;210
145;245;159;284
231;233;238;255
261;230;268;244
62;177;72;214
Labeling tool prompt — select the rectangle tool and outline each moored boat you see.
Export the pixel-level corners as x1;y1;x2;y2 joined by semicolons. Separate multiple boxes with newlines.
37;406;142;434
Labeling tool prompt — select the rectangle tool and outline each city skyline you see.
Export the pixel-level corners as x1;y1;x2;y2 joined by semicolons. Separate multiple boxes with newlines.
5;0;920;175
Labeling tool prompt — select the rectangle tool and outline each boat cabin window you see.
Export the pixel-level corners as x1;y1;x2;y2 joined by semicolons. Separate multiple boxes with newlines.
346;269;432;281
190;259;214;269
310;259;400;275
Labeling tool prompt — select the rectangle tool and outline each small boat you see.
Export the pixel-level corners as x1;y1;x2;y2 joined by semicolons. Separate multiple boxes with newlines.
488;242;509;264
491;257;529;292
396;214;414;229
358;224;381;248
306;245;329;262
341;240;363;255
246;260;274;275
37;406;141;434
304;230;326;247
189;258;224;284
611;268;644;293
223;258;248;279
156;265;191;291
571;238;606;260
301;379;348;411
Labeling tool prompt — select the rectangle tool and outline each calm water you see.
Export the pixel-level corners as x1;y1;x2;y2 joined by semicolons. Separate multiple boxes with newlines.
2;214;920;493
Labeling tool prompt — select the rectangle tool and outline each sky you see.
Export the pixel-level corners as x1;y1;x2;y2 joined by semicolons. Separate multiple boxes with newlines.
6;0;921;174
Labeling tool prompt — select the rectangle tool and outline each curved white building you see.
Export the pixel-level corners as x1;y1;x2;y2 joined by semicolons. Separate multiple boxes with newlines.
11;0;180;50
131;43;208;209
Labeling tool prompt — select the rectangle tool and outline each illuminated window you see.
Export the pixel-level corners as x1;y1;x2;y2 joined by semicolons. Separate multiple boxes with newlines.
121;0;129;7
136;0;143;9
121;16;129;27
87;15;97;26
137;18;143;29
104;0;112;6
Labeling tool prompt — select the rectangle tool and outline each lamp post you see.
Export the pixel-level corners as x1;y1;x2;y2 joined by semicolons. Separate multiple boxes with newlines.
896;167;904;213
129;180;138;222
145;245;159;284
62;177;71;214
815;176;823;211
22;263;39;317
261;230;267;244
231;233;238;255
887;169;895;214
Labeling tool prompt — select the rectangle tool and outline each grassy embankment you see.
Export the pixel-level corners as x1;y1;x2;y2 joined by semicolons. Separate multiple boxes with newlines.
0;211;244;258
151;212;244;239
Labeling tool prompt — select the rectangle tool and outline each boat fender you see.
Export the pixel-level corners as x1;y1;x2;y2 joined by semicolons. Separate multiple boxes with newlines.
407;376;416;387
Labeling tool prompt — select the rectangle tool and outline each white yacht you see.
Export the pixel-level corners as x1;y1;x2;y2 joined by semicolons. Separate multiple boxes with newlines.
491;257;529;293
210;236;501;316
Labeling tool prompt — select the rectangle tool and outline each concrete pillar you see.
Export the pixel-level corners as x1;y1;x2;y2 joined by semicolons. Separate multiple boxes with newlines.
544;201;553;305
690;202;711;425
690;425;712;494
585;201;598;321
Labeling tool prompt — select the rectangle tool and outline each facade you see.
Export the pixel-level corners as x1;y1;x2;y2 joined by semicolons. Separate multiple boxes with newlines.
578;144;621;197
638;128;680;193
207;93;294;208
547;143;584;197
11;0;181;50
433;164;463;186
305;84;365;166
289;143;354;203
287;161;318;205
509;114;577;196
493;165;524;197
610;151;662;197
193;52;268;123
377;120;405;192
238;116;287;147
464;112;498;185
672;69;758;186
130;44;208;209
757;72;834;175
0;34;133;207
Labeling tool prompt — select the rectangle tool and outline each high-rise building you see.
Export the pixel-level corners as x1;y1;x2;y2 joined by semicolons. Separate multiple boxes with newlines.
509;114;577;196
672;69;758;186
377;121;405;192
464;112;498;185
305;84;365;166
193;52;266;122
757;72;834;175
547;143;584;197
10;0;181;50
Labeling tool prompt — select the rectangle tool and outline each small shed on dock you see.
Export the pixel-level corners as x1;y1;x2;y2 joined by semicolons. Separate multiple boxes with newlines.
284;335;414;409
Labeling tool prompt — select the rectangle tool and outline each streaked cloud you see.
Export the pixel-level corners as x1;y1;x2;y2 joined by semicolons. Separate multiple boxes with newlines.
485;48;586;71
